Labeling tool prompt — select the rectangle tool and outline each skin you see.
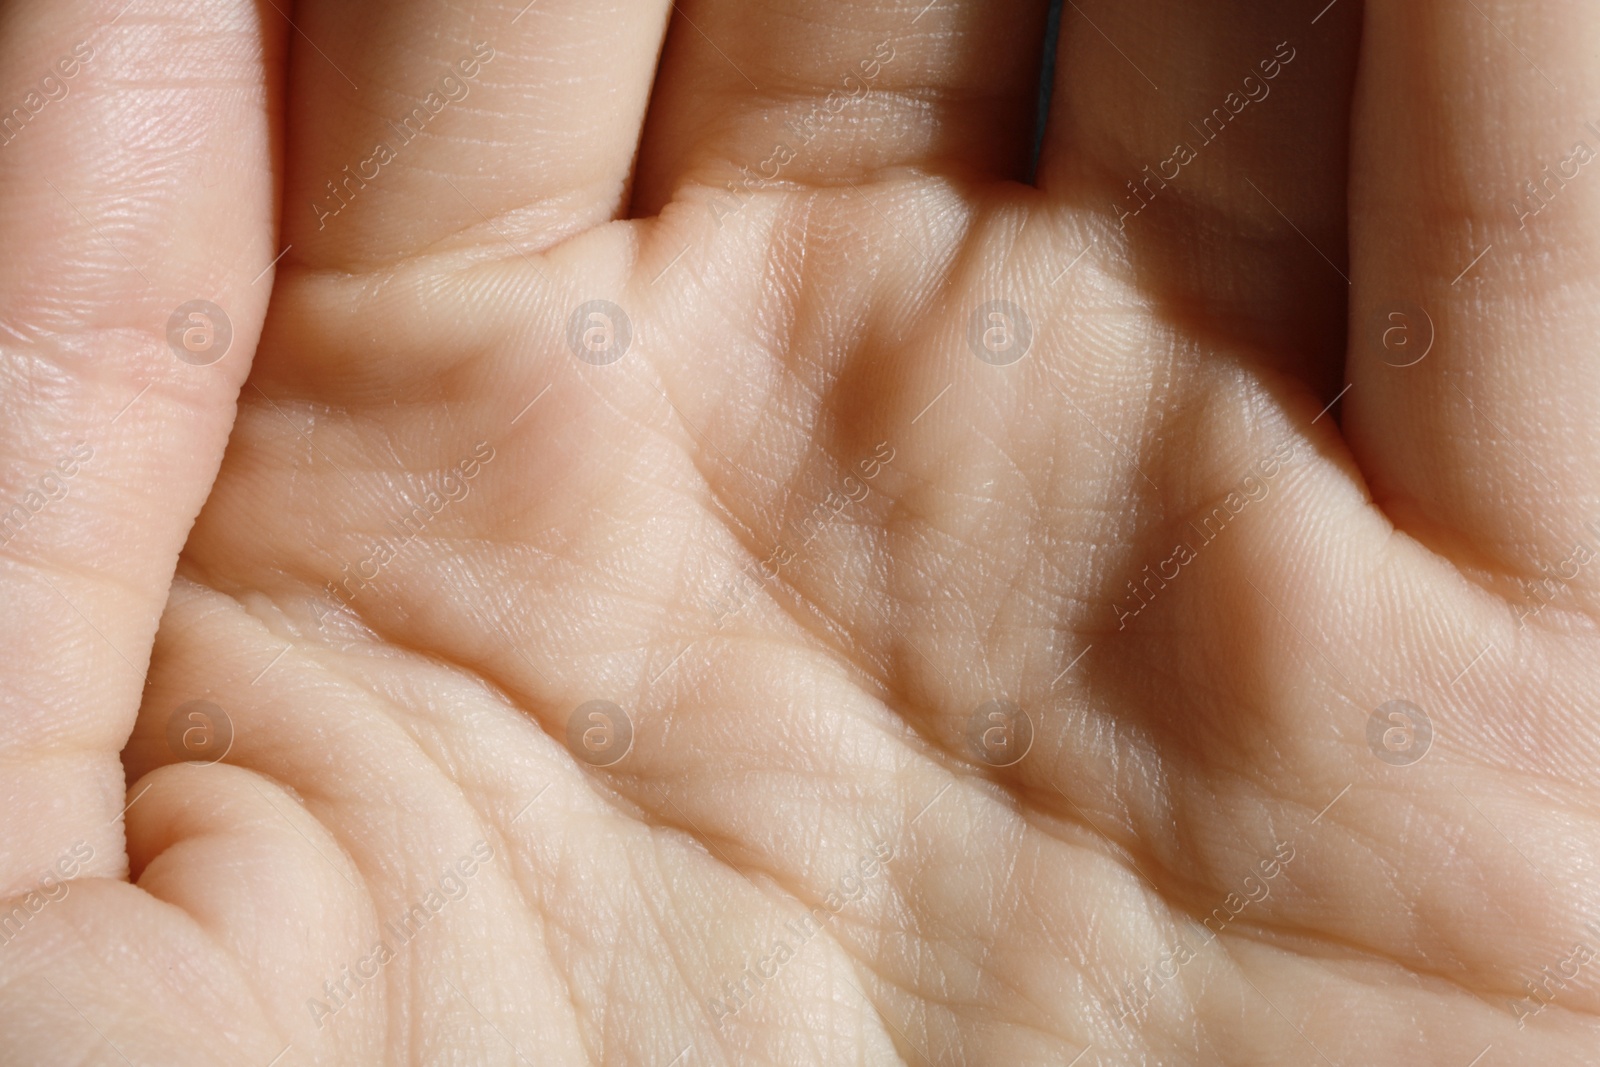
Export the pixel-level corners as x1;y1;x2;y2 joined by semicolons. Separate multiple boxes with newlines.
0;0;1597;1062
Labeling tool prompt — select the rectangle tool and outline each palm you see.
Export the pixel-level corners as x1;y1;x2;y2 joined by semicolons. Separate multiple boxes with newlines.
3;0;1598;1063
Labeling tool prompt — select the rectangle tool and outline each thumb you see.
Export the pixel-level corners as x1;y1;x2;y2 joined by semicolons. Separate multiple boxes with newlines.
0;0;280;896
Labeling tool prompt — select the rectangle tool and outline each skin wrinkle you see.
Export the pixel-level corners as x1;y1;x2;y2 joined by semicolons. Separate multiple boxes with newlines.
134;789;358;1035
89;861;300;1051
573;830;697;1066
657;843;891;1061
6;0;1600;1061
271;663;560;1060
608;238;919;705
635;424;890;684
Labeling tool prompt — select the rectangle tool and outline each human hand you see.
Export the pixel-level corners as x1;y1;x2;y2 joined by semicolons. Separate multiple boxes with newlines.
2;0;1597;1063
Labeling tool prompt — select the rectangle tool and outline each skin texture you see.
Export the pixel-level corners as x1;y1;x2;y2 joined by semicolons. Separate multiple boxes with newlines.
0;0;1598;1063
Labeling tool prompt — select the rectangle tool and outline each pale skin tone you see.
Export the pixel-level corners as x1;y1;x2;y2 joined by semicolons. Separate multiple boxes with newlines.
0;0;1597;1063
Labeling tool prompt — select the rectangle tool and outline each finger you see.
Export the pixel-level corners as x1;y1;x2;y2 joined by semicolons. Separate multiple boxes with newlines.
0;766;370;1063
0;879;286;1064
127;764;379;1062
0;0;278;897
630;0;1054;215
1345;0;1600;607
282;0;673;271
1036;1;1362;380
131;579;587;1062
